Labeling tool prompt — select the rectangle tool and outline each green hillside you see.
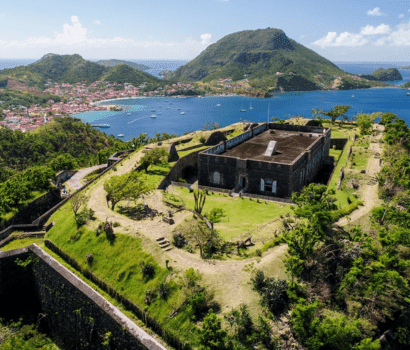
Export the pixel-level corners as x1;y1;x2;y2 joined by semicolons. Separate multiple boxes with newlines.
101;64;160;86
364;68;402;81
96;59;150;71
0;54;159;89
168;28;347;91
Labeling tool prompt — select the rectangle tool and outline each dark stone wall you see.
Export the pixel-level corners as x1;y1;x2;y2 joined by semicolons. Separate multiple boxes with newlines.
0;189;62;231
330;138;348;150
198;126;331;198
0;245;168;350
205;131;227;146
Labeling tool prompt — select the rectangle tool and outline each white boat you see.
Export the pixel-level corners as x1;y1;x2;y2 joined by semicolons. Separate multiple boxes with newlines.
240;109;246;112
169;102;172;105
151;109;156;112
117;134;124;137
166;107;170;109
150;114;157;118
216;104;221;106
158;112;162;115
127;113;131;116
159;105;162;107
177;108;181;110
351;95;355;98
250;103;253;110
180;112;185;115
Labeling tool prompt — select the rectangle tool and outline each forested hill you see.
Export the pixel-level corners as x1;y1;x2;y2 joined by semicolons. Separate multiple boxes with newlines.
0;54;159;89
101;64;160;86
96;59;150;71
0;117;127;183
167;28;344;85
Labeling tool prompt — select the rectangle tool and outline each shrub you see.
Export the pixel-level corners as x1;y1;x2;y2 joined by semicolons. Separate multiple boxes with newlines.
260;278;289;314
113;222;121;227
141;262;155;279
157;281;170;299
173;233;186;248
255;249;262;257
199;310;228;350
199;136;206;144
189;291;208;319
251;270;266;291
144;289;156;305
207;207;225;223
85;253;93;265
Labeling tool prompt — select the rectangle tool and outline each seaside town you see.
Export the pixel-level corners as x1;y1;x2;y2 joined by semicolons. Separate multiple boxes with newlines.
0;79;196;132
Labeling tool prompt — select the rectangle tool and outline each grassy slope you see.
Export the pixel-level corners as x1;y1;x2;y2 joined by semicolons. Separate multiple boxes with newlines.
96;59;150;71
46;204;199;345
165;187;291;241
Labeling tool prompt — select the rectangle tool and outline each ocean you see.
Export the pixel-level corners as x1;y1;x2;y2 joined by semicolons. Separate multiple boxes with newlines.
1;59;410;140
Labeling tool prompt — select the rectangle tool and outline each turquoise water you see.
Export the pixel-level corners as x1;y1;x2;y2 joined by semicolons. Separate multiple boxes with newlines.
75;88;410;141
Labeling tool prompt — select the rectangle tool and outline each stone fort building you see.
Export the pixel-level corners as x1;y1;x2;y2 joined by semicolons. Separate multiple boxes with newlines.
198;123;331;198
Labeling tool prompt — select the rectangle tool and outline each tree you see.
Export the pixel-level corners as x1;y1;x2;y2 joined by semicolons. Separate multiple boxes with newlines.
103;172;150;210
139;147;169;172
356;113;380;135
70;191;88;216
321;105;353;123
200;310;228;350
212;122;220;130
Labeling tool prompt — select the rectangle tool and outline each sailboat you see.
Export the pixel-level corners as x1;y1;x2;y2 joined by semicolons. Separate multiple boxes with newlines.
240;107;246;112
249;103;253;110
150;114;157;118
117;134;124;137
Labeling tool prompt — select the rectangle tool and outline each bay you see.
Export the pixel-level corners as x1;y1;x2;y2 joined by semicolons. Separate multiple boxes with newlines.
75;88;410;141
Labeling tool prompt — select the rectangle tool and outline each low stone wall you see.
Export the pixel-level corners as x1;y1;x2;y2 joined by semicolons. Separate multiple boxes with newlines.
330;138;348;150
0;244;169;350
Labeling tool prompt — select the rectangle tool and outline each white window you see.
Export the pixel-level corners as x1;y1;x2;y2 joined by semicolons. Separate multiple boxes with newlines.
260;178;265;191
213;172;221;184
263;179;277;193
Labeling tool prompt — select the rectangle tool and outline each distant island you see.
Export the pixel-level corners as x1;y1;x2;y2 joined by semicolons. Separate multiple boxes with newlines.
96;59;150;71
360;68;402;82
401;64;410;70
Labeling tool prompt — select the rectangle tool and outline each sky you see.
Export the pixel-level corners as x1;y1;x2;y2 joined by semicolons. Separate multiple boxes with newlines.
2;0;410;62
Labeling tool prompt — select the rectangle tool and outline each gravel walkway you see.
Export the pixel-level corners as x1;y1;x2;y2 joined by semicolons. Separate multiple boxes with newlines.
66;164;107;190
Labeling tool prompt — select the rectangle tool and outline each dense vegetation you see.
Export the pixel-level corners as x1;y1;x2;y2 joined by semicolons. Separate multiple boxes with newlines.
96;59;150;71
0;89;62;111
0;117;130;218
369;68;402;81
101;64;159;87
0;54;159;89
0;319;57;349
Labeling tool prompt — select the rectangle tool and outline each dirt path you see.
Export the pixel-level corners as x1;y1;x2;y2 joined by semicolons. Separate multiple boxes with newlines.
338;128;384;226
85;148;288;312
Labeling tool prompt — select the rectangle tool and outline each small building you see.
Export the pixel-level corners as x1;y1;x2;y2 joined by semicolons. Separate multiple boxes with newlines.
198;123;331;198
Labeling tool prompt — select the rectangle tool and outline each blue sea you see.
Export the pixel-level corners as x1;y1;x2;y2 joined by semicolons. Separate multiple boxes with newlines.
1;59;410;140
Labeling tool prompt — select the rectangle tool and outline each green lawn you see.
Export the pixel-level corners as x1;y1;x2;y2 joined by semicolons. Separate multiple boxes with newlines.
1;237;45;251
177;145;209;158
46;204;199;346
139;162;174;188
322;122;358;139
165;187;292;240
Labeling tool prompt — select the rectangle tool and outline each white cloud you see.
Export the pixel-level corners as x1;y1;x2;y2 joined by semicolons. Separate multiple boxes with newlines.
0;16;213;59
94;20;101;25
399;14;405;19
312;31;368;48
360;24;391;35
367;7;383;16
200;33;212;45
382;21;410;46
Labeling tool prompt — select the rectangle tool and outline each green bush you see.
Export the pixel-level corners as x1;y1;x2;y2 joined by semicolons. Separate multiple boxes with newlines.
141;262;155;279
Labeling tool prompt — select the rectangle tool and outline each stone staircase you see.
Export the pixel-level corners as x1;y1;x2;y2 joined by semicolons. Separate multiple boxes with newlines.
0;226;47;249
367;177;378;186
156;237;172;251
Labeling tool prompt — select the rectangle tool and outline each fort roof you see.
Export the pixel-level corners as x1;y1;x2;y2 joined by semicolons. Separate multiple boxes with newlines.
221;129;320;164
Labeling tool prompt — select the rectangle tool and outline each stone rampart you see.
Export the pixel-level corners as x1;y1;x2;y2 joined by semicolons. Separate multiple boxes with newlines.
330;138;348;150
0;244;169;350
